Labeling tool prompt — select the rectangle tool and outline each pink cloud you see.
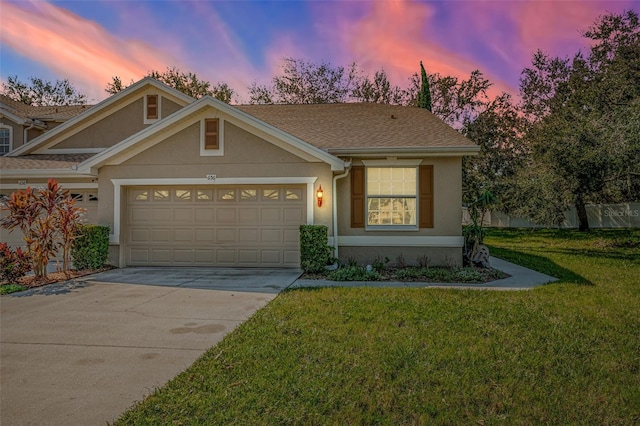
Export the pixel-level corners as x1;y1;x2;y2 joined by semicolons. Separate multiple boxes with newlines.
1;1;177;101
454;1;638;81
326;1;517;99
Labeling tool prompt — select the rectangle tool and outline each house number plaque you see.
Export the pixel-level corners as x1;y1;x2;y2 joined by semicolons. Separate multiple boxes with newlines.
206;174;217;181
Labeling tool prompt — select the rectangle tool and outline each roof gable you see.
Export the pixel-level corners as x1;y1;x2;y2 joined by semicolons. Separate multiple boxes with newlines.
76;96;347;174
8;78;195;156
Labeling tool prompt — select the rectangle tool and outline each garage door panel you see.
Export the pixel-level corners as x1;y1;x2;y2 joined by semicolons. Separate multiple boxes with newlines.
126;185;306;267
152;209;172;222
151;249;172;262
130;229;149;242
194;228;214;242
151;229;171;242
216;228;237;243
195;208;214;222
261;250;281;264
173;208;193;222
217;250;237;264
173;249;194;263
261;229;281;243
284;207;304;223
129;248;149;263
238;208;259;223
131;208;152;222
261;208;281;222
238;250;259;264
284;250;299;265
239;229;259;243
283;229;299;243
216;208;237;223
173;229;193;242
194;250;215;263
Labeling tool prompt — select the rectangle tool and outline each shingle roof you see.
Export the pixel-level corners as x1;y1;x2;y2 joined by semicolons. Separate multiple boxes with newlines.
0;95;90;122
0;154;95;170
235;103;477;152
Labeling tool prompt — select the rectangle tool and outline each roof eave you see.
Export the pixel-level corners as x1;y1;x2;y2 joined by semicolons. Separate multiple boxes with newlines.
0;169;95;179
328;146;481;157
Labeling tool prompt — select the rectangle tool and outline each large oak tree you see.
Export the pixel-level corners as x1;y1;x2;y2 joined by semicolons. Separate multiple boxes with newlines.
514;10;640;230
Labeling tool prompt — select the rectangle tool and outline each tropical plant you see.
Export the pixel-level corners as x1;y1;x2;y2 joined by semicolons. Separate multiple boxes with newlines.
0;243;31;283
0;179;85;279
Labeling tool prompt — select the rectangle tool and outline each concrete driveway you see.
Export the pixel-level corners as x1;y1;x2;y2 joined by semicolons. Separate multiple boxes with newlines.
0;268;300;426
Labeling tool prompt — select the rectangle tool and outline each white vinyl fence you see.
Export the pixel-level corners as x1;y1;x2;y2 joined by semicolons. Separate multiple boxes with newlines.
463;203;640;228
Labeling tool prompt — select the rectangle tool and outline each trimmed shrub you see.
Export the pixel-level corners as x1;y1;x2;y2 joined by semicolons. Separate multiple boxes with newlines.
0;242;32;283
72;224;109;270
300;225;334;273
327;265;382;281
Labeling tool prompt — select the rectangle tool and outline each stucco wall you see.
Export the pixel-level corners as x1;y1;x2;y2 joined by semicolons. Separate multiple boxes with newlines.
52;99;146;149
96;118;335;265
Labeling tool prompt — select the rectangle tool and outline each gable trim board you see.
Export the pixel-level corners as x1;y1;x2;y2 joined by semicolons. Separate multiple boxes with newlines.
110;177;318;246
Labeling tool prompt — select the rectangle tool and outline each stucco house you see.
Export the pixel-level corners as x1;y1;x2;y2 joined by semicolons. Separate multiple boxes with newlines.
0;78;479;268
0;94;90;155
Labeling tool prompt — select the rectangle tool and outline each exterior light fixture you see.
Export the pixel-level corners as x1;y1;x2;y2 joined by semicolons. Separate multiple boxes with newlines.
316;185;324;207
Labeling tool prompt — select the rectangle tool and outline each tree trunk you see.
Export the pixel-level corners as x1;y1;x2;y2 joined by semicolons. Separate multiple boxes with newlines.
576;198;590;232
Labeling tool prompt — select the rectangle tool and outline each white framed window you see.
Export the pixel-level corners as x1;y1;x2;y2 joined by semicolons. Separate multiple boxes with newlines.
200;117;224;156
143;94;161;124
0;125;12;155
366;167;418;228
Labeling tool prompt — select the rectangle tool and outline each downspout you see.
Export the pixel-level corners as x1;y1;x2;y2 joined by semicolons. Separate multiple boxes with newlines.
332;160;352;260
24;121;36;146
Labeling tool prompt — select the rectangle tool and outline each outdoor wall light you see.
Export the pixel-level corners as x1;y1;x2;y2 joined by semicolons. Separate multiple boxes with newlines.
316;185;324;207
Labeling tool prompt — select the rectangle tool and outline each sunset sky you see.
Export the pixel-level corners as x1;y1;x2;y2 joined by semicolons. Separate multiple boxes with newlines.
1;0;637;104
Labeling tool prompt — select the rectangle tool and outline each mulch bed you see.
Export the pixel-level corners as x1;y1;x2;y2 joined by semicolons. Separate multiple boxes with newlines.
302;266;508;283
12;266;115;289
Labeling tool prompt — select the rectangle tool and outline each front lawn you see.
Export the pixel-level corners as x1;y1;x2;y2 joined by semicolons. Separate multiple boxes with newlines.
116;229;640;425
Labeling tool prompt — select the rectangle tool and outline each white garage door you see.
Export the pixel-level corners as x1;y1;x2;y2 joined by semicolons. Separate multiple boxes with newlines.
125;185;307;267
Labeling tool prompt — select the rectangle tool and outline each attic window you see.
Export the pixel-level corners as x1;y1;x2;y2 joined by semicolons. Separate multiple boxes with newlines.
200;118;224;156
204;119;219;149
144;94;161;123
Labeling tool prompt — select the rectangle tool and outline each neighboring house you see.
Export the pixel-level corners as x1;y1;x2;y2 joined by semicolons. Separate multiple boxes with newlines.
0;94;90;155
0;78;479;268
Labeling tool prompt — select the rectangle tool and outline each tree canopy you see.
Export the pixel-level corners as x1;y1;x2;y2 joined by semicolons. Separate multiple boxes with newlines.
512;10;640;230
105;67;235;103
248;58;360;104
1;75;88;106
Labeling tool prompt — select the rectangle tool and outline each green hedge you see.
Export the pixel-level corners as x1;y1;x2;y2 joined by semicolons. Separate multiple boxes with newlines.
299;225;334;273
72;224;109;270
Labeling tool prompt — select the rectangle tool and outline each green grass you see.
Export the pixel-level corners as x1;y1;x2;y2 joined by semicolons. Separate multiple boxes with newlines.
0;283;26;295
116;229;640;425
